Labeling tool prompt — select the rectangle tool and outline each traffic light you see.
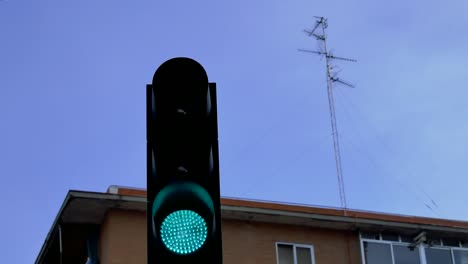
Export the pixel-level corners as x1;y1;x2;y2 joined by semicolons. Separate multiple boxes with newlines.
146;57;222;264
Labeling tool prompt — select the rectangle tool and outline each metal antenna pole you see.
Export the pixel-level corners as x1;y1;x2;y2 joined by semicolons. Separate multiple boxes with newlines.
322;20;347;211
299;17;356;212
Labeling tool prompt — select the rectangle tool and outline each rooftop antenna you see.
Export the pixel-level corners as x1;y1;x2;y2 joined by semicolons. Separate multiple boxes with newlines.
299;17;356;213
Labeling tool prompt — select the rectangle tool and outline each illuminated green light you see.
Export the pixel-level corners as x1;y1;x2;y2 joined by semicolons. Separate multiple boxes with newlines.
160;210;208;255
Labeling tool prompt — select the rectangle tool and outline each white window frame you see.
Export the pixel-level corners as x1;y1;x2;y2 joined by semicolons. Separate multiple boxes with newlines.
275;242;316;264
359;232;468;264
360;238;400;264
451;247;468;264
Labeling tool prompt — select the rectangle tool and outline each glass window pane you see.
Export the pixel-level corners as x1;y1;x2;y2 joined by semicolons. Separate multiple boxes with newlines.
443;238;460;247
393;245;420;264
382;232;399;242
296;247;312;264
361;231;380;240
453;250;468;264
278;244;294;264
461;241;468;248
428;239;442;246
400;235;414;243
426;248;453;264
363;242;392;264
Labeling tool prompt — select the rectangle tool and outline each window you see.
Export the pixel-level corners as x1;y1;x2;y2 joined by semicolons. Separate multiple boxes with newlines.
276;243;315;264
444;239;461;247
460;241;468;248
453;250;468;264
361;231;381;240
363;242;421;264
361;231;468;264
425;248;453;264
363;241;393;264
382;232;400;242
400;235;414;243
393;245;420;264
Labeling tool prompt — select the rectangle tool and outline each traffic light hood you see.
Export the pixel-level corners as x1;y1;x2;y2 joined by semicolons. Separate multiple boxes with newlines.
151;181;215;218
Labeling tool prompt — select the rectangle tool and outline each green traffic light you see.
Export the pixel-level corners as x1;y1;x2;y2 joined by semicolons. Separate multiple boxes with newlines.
160;210;208;255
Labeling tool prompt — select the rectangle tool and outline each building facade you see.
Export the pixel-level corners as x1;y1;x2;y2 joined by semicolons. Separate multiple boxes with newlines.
36;186;468;264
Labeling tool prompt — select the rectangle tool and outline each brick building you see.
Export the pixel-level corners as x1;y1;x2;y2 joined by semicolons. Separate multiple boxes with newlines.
36;186;468;264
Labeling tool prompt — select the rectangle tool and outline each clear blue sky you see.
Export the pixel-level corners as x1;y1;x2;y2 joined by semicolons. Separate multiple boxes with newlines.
1;0;468;262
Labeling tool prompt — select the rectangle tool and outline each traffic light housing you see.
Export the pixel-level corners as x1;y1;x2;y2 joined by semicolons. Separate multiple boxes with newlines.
147;57;222;264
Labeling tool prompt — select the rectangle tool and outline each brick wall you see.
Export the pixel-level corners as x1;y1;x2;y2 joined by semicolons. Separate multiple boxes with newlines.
99;209;362;264
222;219;361;264
99;209;147;264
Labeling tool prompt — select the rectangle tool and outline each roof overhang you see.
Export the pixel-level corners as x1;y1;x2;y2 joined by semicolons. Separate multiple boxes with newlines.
35;190;147;264
36;188;468;263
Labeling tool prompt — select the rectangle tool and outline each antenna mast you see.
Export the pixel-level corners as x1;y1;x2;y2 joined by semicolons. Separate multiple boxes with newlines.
299;17;356;212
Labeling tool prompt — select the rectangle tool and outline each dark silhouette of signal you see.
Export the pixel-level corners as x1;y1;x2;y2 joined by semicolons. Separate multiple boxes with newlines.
146;57;222;264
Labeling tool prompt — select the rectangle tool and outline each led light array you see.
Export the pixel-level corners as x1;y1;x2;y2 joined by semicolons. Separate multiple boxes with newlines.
160;210;208;255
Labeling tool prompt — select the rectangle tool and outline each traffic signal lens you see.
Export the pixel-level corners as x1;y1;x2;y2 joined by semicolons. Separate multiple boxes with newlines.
160;210;208;255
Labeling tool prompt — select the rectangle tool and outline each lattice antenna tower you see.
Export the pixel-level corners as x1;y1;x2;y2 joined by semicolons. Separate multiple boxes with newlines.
299;17;356;211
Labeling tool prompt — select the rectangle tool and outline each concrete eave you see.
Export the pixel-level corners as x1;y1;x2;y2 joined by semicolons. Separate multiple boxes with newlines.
36;187;468;262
